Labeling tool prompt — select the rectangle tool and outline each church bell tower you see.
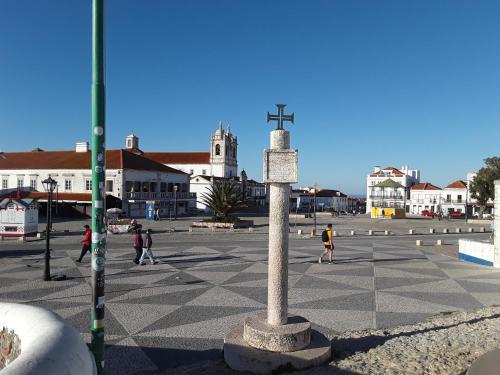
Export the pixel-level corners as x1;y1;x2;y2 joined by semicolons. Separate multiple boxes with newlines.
210;121;238;178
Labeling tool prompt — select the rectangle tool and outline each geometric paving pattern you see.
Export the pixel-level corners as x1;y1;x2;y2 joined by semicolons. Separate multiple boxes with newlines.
2;236;500;374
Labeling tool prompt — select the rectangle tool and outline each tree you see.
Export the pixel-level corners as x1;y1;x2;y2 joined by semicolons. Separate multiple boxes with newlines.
199;180;245;221
469;157;500;216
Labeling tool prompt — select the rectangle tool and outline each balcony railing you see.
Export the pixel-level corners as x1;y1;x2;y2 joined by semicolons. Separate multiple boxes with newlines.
124;192;196;200
369;195;404;200
372;201;405;208
442;200;465;204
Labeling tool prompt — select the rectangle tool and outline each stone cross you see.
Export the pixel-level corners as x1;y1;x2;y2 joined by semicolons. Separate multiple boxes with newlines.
223;105;330;374
267;104;294;130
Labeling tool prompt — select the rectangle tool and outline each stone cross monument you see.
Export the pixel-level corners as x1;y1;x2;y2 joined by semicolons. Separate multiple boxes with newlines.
224;104;331;374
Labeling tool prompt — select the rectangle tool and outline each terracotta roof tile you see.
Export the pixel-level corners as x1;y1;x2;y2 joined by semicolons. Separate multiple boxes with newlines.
0;149;186;174
370;166;404;177
143;152;210;164
411;182;442;190
445;180;467;189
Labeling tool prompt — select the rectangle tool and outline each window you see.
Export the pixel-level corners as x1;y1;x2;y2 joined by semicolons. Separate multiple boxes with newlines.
457;195;462;203
446;194;451;202
30;179;37;190
202;169;207;175
105;180;113;192
2;179;7;189
85;179;92;191
127;139;132;148
65;179;72;191
17;177;23;188
215;144;220;155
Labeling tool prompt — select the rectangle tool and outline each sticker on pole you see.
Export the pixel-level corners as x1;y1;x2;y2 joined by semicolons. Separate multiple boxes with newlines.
92;256;106;272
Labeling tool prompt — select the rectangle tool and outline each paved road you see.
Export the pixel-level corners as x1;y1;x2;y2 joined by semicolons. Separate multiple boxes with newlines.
0;231;499;374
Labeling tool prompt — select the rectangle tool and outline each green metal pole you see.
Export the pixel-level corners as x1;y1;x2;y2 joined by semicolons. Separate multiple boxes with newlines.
91;0;106;373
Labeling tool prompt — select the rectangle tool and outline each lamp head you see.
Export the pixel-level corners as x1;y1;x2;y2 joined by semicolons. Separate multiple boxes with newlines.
42;177;57;193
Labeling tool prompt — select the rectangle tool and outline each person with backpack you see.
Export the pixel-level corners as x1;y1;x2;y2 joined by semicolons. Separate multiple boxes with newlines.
76;224;91;263
139;229;157;265
318;223;334;264
132;227;143;264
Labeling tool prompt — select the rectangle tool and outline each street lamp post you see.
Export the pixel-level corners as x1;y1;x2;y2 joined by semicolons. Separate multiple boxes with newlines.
173;185;178;219
42;177;57;281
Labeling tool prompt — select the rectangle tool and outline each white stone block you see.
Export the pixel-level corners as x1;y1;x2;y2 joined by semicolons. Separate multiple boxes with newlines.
188;227;193;232
437;239;443;246
368;230;373;235
297;229;303;235
480;227;485;233
350;230;355;236
384;230;390;236
443;228;449;234
429;228;435;234
456;228;461;233
263;149;298;184
333;230;338;236
469;227;474;233
248;227;254;232
416;240;423;246
409;229;415;235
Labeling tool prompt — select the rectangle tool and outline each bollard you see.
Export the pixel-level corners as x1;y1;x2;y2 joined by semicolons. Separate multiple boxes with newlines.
297;229;303;235
368;230;373;236
248;227;254;232
333;230;338;237
416;240;423;246
409;229;415;235
350;230;355;236
436;239;443;246
443;228;449;234
310;230;315;237
456;228;461;233
429;228;435;234
384;230;390;236
468;227;474;233
480;227;485;233
189;227;193;232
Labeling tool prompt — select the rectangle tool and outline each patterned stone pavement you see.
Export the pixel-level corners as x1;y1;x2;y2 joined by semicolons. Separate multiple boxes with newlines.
1;234;500;374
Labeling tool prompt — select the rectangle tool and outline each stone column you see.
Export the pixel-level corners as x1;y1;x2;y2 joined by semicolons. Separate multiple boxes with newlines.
494;180;500;267
267;129;290;326
223;106;330;374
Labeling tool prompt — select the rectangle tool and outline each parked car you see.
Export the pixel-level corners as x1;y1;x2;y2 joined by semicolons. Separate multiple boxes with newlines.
421;210;434;217
450;211;464;218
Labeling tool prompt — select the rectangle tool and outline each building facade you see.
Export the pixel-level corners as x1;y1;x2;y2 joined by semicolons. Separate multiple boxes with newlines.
366;165;420;213
409;182;443;214
0;146;194;218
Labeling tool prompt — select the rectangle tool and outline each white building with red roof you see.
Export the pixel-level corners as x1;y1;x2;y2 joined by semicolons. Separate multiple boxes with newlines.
0;143;194;218
366;165;420;214
409;182;443;214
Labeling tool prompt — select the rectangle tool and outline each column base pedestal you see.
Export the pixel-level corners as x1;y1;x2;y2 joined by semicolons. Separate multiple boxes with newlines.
224;320;331;374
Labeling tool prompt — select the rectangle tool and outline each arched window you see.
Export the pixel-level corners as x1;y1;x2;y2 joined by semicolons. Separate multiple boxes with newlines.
215;144;220;155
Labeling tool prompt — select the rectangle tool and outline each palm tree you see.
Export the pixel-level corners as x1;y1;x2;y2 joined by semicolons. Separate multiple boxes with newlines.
199;180;245;221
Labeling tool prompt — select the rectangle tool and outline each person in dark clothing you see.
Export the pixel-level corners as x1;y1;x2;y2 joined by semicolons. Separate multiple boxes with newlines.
76;225;91;263
133;228;143;264
140;229;157;265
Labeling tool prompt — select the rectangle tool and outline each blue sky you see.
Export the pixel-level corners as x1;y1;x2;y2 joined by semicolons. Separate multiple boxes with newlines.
1;0;499;194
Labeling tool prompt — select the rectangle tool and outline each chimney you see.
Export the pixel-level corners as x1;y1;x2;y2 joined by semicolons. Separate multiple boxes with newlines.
76;142;90;152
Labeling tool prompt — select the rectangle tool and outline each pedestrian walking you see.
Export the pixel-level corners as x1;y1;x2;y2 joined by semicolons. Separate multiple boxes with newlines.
155;207;161;221
133;227;143;264
76;224;91;263
140;229;157;265
318;223;334;264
